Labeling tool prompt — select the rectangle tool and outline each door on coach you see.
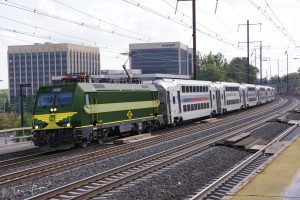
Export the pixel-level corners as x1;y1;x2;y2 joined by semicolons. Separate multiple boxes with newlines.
242;90;246;108
216;90;221;114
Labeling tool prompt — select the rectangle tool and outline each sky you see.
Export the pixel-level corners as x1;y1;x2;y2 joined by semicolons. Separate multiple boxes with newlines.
0;0;299;89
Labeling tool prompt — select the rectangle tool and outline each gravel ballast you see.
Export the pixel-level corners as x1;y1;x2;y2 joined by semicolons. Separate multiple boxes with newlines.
0;100;292;199
250;122;291;141
286;112;300;120
100;146;251;200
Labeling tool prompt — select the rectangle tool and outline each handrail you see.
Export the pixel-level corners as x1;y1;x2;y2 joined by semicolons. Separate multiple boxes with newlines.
0;127;32;145
0;127;31;133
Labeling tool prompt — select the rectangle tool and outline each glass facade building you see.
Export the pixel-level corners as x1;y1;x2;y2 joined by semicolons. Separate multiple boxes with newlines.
129;42;193;76
8;43;101;98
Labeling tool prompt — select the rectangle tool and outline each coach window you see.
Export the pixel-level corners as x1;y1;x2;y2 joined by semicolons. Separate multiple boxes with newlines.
196;86;199;92
186;86;189;93
198;103;200;110
191;104;194;111
187;104;191;111
189;86;192;93
173;96;176;104
183;105;187;112
182;86;185;93
206;87;208;92
193;86;196;92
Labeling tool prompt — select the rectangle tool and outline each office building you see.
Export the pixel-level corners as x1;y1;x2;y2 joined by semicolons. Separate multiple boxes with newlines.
8;43;101;98
129;42;193;76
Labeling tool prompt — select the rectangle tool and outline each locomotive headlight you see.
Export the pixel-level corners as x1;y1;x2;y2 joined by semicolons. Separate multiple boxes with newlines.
50;108;54;112
53;107;57;112
34;125;39;129
66;122;71;127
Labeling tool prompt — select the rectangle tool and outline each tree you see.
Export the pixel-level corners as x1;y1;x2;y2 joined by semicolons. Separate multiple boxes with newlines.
225;57;258;84
197;52;227;81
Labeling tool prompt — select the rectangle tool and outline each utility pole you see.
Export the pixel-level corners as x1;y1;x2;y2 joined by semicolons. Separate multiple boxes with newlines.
286;51;289;94
238;20;261;84
176;0;197;80
277;59;280;94
247;20;250;84
260;41;262;85
20;83;30;127
269;65;271;80
254;49;257;68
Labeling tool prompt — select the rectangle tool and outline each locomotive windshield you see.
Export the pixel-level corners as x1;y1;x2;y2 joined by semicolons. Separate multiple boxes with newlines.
37;94;55;106
56;92;73;105
37;91;73;107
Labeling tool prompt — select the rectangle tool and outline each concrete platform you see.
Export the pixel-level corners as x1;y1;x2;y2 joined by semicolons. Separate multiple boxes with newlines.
288;120;300;125
230;128;300;200
264;141;289;155
248;144;266;152
233;137;267;150
0;141;36;156
225;132;251;146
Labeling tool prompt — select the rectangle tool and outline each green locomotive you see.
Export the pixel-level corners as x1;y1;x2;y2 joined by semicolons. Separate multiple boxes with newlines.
32;82;162;149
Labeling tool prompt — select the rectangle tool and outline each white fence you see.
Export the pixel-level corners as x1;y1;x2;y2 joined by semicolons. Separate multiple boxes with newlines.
0;127;32;145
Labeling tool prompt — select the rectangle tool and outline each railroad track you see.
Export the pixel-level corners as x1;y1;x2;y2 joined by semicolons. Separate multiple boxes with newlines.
27;97;297;200
0;97;285;171
0;97;293;189
189;123;299;200
0;97;282;171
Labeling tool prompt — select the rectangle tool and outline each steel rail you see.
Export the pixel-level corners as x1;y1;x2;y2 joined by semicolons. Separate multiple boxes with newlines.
0;98;279;170
27;98;296;200
0;98;291;188
190;122;299;200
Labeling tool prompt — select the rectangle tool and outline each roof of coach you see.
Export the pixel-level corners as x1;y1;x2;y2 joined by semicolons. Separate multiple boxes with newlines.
256;85;268;89
77;82;157;92
161;79;212;85
240;84;256;89
242;84;256;87
217;82;241;87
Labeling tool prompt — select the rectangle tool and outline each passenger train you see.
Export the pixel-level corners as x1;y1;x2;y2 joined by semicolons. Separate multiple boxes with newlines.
32;78;275;149
153;79;274;125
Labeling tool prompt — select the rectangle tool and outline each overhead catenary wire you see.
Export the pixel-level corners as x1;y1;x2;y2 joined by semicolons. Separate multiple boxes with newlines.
0;0;150;42
52;0;152;42
162;0;240;43
0;26;126;55
0;25;203;64
0;32;36;43
0;21;231;65
0;15;127;52
123;0;239;48
247;0;296;45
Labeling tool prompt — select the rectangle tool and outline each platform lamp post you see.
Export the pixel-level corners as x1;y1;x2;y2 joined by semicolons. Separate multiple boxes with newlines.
20;83;31;127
